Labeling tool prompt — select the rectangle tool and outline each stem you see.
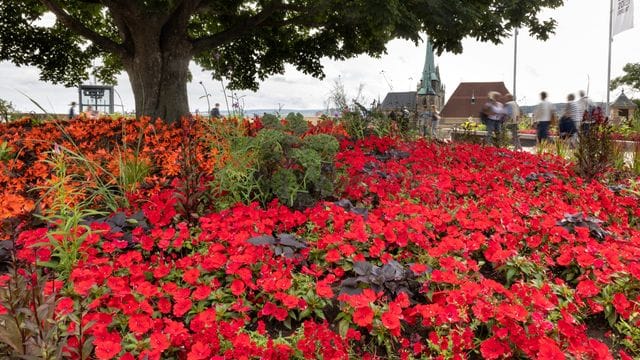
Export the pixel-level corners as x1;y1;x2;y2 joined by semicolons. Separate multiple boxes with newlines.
8;262;28;354
30;265;44;357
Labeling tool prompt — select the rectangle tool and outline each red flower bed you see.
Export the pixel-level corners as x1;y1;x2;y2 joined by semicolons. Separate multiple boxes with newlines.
1;118;640;359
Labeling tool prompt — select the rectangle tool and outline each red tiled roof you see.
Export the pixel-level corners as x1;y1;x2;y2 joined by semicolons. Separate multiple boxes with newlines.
440;82;510;118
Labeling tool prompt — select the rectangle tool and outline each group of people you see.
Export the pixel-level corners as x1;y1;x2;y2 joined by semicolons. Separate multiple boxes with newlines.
68;102;99;120
535;90;594;145
481;92;522;149
481;89;597;149
419;105;441;138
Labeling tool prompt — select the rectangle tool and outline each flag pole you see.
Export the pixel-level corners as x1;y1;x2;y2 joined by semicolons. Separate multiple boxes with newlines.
513;28;518;99
606;0;614;116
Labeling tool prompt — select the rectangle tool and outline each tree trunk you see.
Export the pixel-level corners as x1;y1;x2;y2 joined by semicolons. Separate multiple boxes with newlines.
123;22;192;123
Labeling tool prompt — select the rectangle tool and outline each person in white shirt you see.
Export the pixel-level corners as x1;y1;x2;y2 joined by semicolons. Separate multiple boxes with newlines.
534;91;555;143
483;91;505;146
503;93;522;150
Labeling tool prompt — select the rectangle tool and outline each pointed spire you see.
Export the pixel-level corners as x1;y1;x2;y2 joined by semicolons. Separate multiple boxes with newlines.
417;36;439;96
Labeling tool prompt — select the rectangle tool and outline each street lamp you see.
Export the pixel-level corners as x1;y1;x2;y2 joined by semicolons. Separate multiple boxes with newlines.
198;81;211;117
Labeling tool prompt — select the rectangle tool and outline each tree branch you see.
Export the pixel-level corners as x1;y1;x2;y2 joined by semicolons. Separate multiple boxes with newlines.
163;0;202;32
39;0;126;57
190;1;283;55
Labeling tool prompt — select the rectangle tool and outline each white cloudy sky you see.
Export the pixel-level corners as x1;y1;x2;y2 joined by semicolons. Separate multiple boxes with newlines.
1;0;639;114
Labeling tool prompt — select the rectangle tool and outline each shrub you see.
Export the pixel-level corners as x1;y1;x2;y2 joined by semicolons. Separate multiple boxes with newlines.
575;123;614;181
261;113;283;130
340;111;368;139
284;112;308;135
212;128;340;209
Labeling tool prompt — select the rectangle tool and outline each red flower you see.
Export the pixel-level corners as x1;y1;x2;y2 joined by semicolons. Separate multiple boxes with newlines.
537;338;565;360
381;303;403;335
576;280;600;297
94;340;122;360
192;285;211;301
480;337;510;359
182;268;200;285
230;279;246;296
352;306;374;327
173;298;192;317
612;293;631;318
316;281;334;299
325;249;341;263
149;332;170;353
187;341;211;360
56;297;75;315
128;313;153;335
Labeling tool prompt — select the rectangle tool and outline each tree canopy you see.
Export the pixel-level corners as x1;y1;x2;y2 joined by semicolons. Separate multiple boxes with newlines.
0;0;565;121
610;63;640;93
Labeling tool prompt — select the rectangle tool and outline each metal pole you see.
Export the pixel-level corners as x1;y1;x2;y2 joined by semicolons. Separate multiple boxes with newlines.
513;28;518;99
606;0;614;116
198;81;211;118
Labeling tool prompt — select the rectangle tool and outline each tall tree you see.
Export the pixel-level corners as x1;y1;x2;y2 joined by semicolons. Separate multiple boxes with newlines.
0;0;564;122
611;63;640;93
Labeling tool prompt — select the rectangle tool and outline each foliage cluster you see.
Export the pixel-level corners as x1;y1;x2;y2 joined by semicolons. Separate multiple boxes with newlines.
211;114;340;209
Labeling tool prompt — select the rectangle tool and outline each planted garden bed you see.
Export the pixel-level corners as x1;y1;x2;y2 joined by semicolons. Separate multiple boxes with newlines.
1;117;640;359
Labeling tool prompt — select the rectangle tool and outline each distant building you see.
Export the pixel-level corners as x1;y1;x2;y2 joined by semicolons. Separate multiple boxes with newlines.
416;38;445;112
381;37;445;114
381;91;417;112
440;82;510;124
609;90;637;123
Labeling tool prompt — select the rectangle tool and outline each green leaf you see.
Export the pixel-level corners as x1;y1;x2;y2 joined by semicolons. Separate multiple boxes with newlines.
506;268;516;283
299;308;312;320
314;308;326;320
338;319;350;337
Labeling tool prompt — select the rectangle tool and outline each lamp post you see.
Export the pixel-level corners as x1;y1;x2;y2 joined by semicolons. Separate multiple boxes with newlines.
113;88;126;115
380;70;393;91
198;81;211;118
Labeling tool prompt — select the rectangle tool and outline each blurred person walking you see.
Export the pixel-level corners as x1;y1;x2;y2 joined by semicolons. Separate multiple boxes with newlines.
68;101;76;119
503;94;522;150
559;93;578;144
534;91;555;143
210;103;221;118
482;91;504;146
429;104;441;139
578;90;594;133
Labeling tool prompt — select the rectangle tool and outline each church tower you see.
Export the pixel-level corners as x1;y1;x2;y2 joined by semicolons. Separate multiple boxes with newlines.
416;37;445;113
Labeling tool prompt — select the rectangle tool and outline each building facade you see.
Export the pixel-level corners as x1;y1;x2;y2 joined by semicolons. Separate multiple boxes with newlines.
381;37;445;114
440;82;510;125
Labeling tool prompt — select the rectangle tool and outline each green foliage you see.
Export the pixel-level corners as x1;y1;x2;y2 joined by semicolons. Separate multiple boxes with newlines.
117;153;150;193
302;134;340;161
261;114;283;130
369;110;395;137
0;98;15;122
36;148;106;278
212;128;340;210
610;63;640;92
0;141;15;162
341;111;369;140
284;112;308;135
631;143;640;176
210;141;265;211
